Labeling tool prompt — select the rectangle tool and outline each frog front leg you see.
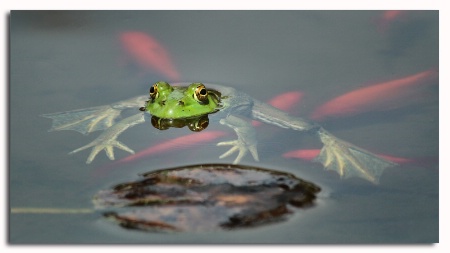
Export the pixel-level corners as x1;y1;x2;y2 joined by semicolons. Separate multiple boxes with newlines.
69;113;145;164
217;115;259;164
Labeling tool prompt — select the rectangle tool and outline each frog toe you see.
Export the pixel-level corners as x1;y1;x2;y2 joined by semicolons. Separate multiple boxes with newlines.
217;141;239;159
248;145;259;162
217;140;259;163
114;140;135;154
232;149;247;164
69;143;94;156
99;141;135;163
105;146;115;161
86;146;104;164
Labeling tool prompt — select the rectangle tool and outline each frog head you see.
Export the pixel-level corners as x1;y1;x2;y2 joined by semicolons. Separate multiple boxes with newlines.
142;81;221;119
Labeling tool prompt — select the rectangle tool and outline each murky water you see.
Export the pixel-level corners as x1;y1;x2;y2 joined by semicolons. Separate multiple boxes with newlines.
9;10;438;243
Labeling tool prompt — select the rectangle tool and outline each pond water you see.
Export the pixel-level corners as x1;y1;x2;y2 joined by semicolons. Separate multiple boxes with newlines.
9;10;438;244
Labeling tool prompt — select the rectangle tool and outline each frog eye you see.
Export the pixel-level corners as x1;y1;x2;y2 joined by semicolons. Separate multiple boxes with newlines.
149;83;159;99
194;84;208;103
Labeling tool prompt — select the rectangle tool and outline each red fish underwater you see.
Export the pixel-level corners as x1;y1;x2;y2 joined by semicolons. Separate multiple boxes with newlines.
283;149;413;164
268;91;303;112
120;31;180;81
117;130;228;164
310;69;438;121
375;10;408;34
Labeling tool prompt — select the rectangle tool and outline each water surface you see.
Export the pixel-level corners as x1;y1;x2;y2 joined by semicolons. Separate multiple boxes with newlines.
9;10;438;243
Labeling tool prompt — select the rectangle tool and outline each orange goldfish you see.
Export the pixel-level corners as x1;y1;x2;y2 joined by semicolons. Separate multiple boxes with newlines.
376;10;407;34
117;130;227;164
310;69;438;121
283;149;413;164
120;31;180;81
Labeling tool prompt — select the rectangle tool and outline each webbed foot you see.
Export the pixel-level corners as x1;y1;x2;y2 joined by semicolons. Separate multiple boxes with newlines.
42;106;122;135
217;139;259;164
315;129;396;184
69;137;135;164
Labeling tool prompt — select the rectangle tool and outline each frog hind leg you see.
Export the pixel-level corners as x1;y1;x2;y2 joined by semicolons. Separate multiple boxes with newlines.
314;128;396;184
41;105;122;135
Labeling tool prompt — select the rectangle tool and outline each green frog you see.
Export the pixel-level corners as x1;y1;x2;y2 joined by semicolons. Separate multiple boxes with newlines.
42;81;396;183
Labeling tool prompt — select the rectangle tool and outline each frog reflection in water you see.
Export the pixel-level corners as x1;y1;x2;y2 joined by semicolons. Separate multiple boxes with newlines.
43;81;396;183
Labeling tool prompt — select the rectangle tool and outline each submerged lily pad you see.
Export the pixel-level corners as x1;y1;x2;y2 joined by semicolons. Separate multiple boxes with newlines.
94;164;320;232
